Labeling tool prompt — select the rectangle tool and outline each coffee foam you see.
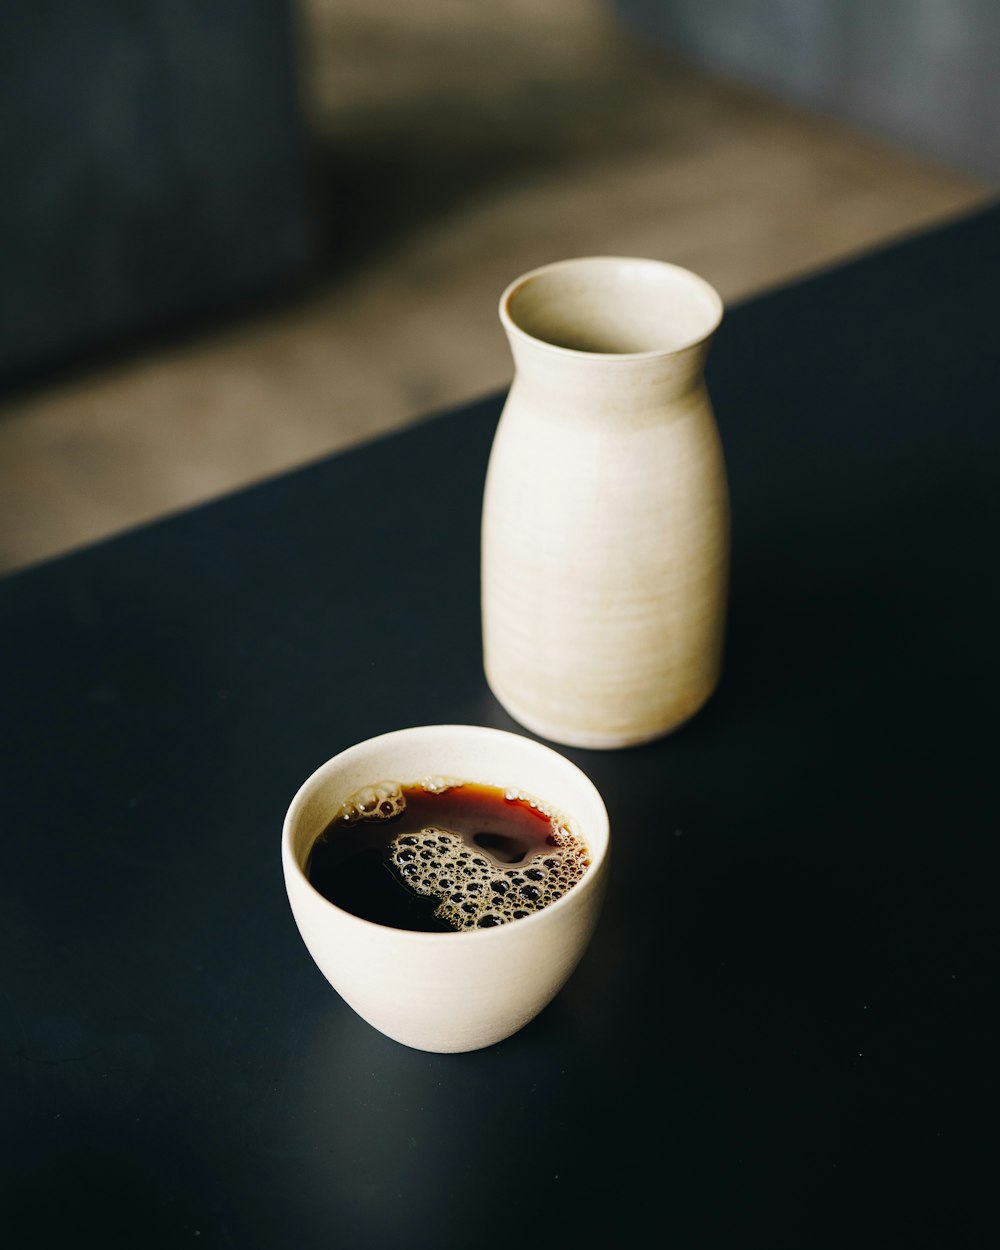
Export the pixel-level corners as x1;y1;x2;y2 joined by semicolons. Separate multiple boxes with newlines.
389;827;587;931
334;779;589;931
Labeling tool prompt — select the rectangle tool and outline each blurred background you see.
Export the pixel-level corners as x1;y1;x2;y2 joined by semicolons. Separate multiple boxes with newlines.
1;0;995;573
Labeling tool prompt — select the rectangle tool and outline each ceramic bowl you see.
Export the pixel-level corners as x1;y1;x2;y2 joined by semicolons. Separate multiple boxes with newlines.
281;724;610;1052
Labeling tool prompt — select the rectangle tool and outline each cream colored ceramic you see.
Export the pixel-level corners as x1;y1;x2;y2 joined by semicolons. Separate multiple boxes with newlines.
281;724;610;1053
481;256;729;749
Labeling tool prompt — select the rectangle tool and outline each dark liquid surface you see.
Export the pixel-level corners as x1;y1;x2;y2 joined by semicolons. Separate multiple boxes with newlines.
306;782;588;933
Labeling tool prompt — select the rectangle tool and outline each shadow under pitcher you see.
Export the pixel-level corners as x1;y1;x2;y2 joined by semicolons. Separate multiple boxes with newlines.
481;256;730;750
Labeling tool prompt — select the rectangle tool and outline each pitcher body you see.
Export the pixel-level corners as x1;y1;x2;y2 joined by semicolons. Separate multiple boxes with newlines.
481;256;729;749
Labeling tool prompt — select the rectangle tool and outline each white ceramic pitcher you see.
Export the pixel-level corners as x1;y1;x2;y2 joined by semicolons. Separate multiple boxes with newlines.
481;256;729;749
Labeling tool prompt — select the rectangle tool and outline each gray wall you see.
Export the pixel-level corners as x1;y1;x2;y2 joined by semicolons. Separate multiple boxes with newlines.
616;0;1000;180
1;0;311;383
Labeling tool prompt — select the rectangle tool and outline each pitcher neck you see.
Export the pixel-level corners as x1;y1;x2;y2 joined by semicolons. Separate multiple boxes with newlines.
506;333;713;416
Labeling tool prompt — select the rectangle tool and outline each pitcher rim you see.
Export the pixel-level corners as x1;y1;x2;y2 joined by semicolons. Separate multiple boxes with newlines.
499;255;724;361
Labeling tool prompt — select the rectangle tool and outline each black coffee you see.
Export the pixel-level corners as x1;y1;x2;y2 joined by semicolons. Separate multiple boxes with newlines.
306;780;589;933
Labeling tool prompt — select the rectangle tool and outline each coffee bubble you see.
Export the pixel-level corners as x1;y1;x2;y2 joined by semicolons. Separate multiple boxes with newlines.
333;781;405;824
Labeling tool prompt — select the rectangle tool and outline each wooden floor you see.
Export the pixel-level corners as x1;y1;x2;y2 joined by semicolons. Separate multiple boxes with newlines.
0;1;992;573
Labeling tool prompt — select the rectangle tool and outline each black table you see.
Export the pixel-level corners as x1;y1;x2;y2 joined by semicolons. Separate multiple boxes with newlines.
3;206;997;1249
